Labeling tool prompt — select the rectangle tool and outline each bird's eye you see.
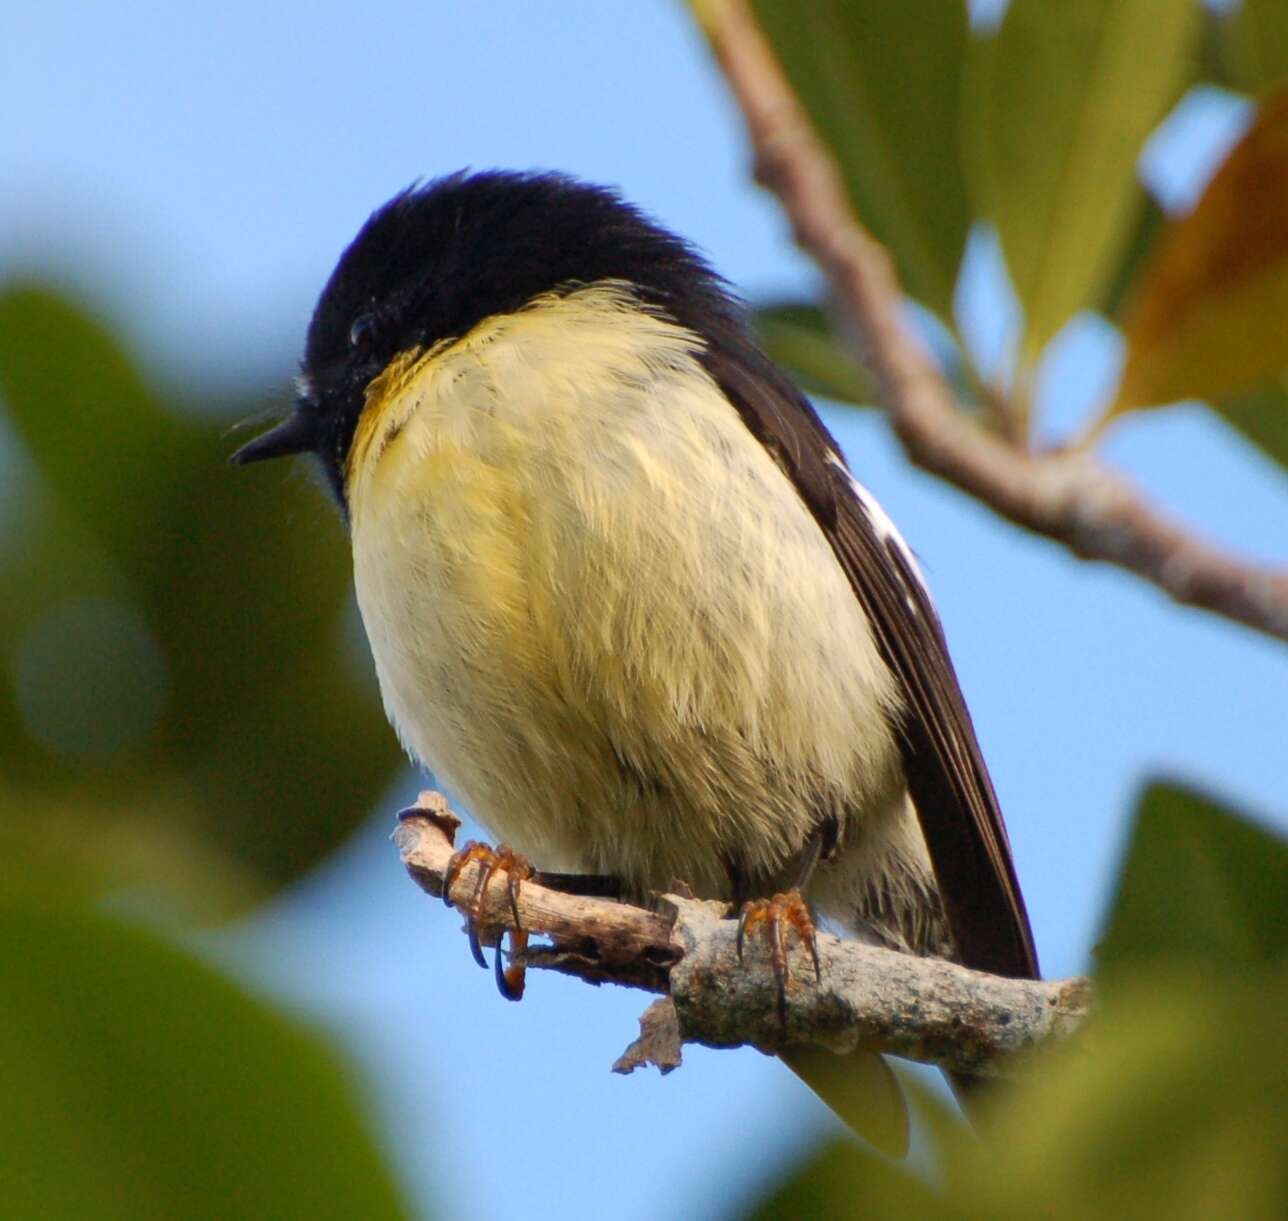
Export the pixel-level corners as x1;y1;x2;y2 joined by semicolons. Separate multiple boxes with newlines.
348;312;377;350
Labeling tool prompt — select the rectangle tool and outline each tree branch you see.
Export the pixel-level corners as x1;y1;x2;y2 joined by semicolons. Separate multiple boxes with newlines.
394;795;1091;1080
697;0;1288;643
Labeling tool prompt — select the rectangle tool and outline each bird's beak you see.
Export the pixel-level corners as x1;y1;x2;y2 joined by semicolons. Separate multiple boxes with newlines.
229;409;318;466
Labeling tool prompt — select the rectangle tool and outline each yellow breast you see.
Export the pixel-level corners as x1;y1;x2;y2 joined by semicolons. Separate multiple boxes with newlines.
345;284;906;896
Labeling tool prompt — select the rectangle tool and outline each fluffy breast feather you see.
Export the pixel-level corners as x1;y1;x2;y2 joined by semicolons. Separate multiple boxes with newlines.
346;284;912;900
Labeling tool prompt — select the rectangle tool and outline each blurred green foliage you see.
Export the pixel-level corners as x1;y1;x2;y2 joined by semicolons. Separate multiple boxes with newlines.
0;287;402;912
737;783;1288;1220
742;0;1288;471
752;0;971;322
0;894;412;1220
1096;782;1288;984
965;0;1200;366
0;283;412;1217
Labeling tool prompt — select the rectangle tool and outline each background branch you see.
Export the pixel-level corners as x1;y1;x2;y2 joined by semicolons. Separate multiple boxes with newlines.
395;797;1091;1080
699;0;1288;643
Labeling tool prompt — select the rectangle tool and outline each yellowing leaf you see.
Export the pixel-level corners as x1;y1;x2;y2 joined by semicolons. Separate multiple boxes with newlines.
750;0;971;322
965;0;1199;364
1114;87;1288;413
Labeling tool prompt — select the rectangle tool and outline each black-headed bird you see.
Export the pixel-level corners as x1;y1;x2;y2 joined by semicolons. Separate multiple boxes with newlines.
233;171;1038;1150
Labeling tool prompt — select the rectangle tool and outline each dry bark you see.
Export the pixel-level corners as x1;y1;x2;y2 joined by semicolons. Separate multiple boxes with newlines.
395;795;1091;1079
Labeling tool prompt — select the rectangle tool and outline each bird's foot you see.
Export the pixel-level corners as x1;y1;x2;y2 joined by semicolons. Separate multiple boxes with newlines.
442;840;534;1001
736;889;821;1023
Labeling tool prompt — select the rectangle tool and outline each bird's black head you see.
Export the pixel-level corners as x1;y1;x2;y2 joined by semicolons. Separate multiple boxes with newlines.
231;170;741;506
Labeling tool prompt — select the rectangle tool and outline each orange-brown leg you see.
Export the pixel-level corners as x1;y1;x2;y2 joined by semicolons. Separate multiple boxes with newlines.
736;890;822;1023
441;840;534;1000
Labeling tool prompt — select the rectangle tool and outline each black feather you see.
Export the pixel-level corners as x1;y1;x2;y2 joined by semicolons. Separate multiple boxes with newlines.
298;170;741;504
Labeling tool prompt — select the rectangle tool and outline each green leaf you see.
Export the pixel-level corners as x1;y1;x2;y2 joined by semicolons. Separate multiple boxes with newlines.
753;302;873;405
0;285;402;897
751;0;970;321
1233;0;1288;93
747;973;1288;1220
1095;782;1288;987
955;971;1288;1220
745;784;1288;1218
1212;376;1288;471
965;0;1200;364
0;896;413;1220
0;288;194;586
1113;87;1288;414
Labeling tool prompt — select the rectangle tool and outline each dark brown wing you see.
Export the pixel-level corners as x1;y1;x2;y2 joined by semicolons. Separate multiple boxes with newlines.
702;340;1039;981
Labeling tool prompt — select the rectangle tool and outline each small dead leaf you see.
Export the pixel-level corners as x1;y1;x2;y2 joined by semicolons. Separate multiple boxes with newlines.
613;998;684;1076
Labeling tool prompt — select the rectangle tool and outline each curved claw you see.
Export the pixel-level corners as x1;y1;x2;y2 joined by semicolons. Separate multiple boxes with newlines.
439;839;535;996
467;920;490;971
495;927;529;1001
735;889;821;1025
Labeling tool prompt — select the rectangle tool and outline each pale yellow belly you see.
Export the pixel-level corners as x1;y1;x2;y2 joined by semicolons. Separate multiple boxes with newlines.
346;289;910;902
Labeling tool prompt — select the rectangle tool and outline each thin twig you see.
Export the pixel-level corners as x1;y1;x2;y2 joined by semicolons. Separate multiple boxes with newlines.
395;797;1091;1079
699;0;1288;643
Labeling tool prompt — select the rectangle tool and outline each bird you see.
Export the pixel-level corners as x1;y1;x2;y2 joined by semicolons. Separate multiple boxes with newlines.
232;170;1038;1150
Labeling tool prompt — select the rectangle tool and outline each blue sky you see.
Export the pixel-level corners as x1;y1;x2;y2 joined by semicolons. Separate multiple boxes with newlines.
4;3;1286;1219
